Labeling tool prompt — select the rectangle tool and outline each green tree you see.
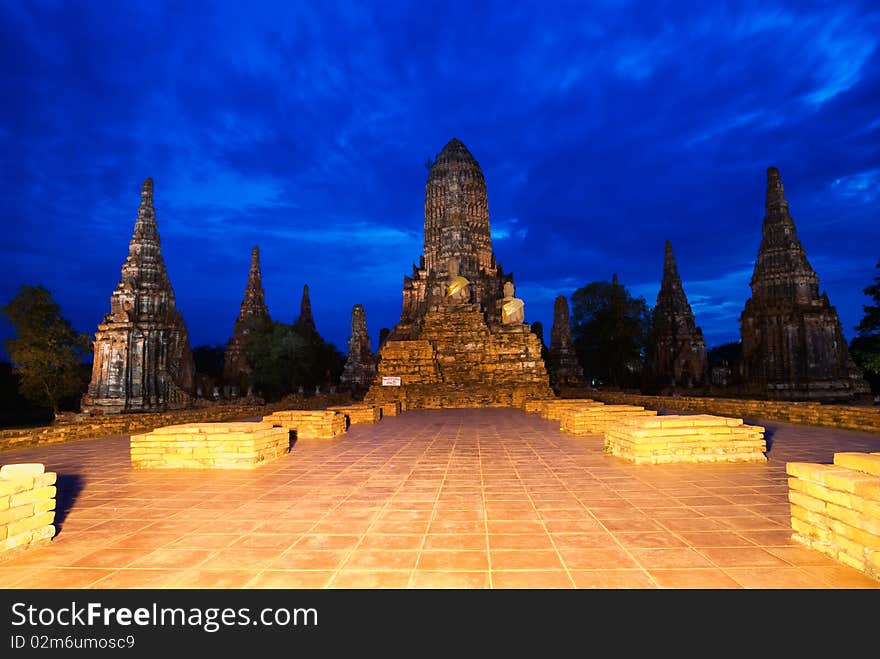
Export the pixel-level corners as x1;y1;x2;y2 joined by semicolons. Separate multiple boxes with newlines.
244;322;345;401
2;285;91;416
850;259;880;392
570;277;652;388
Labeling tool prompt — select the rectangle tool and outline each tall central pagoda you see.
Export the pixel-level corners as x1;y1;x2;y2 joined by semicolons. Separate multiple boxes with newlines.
365;138;551;409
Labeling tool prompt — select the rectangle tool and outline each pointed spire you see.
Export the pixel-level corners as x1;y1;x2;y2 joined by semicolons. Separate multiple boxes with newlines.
132;177;159;243
295;284;317;336
663;240;680;281
612;273;619;286
550;295;585;387
235;245;270;326
765;166;788;211
649;241;707;389
340;304;376;393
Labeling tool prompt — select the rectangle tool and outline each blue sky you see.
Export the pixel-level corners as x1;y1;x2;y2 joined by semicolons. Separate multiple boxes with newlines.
1;0;878;357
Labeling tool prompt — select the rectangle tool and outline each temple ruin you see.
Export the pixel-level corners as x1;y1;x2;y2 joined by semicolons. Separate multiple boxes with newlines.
339;304;377;395
364;138;552;409
646;241;708;390
295;284;317;338
82;178;196;414
739;167;869;401
549;295;586;388
223;245;271;393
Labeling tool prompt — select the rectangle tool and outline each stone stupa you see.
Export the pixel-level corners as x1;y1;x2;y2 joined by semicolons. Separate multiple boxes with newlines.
364;138;552;409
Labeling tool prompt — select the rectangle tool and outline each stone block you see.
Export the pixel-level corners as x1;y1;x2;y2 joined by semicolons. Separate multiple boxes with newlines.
833;452;880;478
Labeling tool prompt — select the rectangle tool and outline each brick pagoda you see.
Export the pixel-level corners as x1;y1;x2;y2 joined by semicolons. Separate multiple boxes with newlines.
82;179;195;414
365;138;552;409
740;167;869;400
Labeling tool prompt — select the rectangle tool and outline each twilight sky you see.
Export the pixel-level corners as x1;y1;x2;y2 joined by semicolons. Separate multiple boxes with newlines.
2;0;878;358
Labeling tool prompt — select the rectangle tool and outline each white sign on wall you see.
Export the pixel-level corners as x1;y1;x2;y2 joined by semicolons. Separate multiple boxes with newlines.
381;376;401;386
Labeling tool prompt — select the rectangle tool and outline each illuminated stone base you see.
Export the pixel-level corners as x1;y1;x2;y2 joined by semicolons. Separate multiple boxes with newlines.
130;422;289;469
787;453;880;581
0;463;56;559
261;410;347;439
559;405;657;435
604;414;767;464
326;404;381;424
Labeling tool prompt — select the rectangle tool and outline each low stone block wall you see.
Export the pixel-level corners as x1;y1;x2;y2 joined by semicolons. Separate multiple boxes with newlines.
327;404;381;425
261;410;347;439
0;393;356;452
130;422;290;469
787;453;880;581
604;414;767;464
1;463;56;560
379;401;402;417
559;405;657;436
525;399;603;421
585;391;880;434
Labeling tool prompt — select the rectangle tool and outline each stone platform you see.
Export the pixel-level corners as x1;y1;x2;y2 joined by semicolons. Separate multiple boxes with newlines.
262;410;347;439
560;405;658;436
0;409;878;589
532;399;605;422
604;415;767;465
0;463;56;560
130;422;290;469
787;453;880;581
326;404;381;425
365;304;552;410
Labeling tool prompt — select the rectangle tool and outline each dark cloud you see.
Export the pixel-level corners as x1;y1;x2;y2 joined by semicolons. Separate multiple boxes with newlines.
1;0;878;356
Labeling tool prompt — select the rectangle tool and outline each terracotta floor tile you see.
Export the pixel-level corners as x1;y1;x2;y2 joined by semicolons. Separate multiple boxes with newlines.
488;534;555;550
486;520;545;534
247;570;334;589
2;407;878;590
294;534;363;551
329;570;412;589
70;547;148;569
273;549;348;571
569;570;657;589
490;550;564;570
198;548;283;570
676;531;754;547
173;569;256;588
343;549;419;571
544;520;604;533
369;520;431;535
166;534;242;550
723;567;832;589
423;534;486;550
411;571;490;589
698;547;793;568
600;518;665;532
629;548;716;569
649;569;742;589
417;550;489;571
549;533;619;549
491;571;573;588
659;517;727;533
90;569;191;589
127;548;215;569
738;529;799;546
559;548;639;570
799;566;880;588
14;568;112;589
230;534;298;550
765;546;843;566
613;531;688;549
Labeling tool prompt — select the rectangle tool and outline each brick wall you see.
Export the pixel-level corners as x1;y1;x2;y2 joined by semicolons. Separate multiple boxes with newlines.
0;463;56;559
787;453;880;581
584;392;880;434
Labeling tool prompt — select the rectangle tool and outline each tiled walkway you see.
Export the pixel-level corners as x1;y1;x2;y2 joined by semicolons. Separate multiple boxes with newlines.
1;408;879;589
